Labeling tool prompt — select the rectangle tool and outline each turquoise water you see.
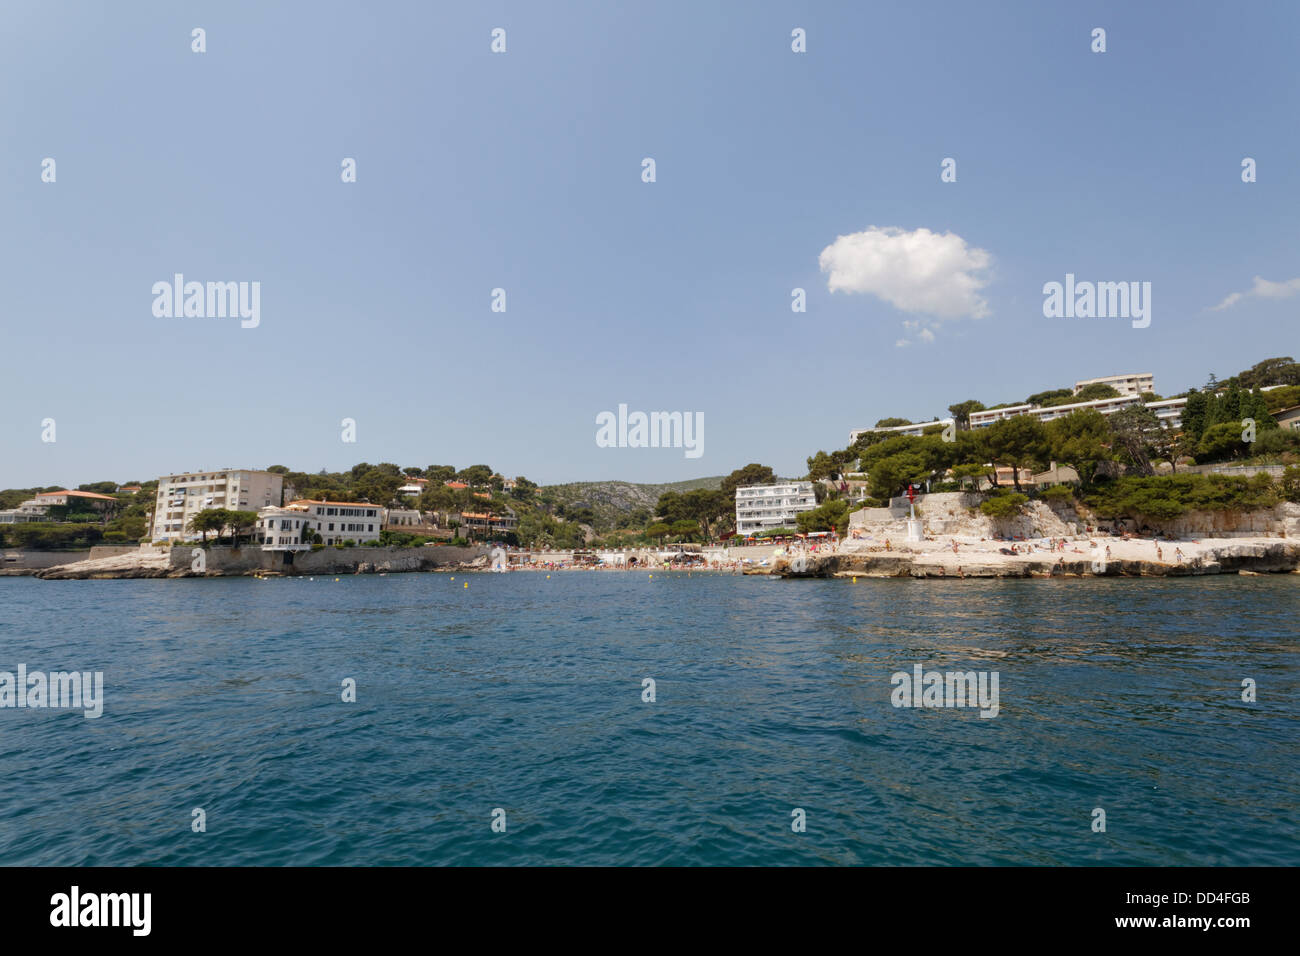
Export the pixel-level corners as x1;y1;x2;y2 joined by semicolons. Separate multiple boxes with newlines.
0;573;1296;866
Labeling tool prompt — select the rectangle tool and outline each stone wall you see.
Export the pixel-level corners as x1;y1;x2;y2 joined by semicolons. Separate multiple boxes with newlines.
166;544;488;576
0;550;93;574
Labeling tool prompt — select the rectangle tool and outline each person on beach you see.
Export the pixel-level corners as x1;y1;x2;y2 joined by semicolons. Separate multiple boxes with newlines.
1175;547;1183;563
1156;545;1163;562
1105;546;1112;560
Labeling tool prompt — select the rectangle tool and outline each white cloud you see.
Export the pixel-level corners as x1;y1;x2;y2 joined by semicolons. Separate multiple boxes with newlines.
918;327;936;343
1212;275;1300;311
894;338;911;348
819;226;993;320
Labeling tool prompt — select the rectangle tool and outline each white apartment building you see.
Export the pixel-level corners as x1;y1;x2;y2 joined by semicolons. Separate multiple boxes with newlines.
849;419;953;443
1073;373;1154;396
256;500;383;548
734;482;817;535
852;394;1186;444
151;469;283;541
964;394;1185;430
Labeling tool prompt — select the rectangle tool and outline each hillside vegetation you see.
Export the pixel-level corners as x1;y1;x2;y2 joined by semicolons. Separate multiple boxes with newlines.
537;477;724;533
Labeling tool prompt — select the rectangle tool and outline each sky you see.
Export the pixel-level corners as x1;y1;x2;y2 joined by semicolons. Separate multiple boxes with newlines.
2;0;1298;489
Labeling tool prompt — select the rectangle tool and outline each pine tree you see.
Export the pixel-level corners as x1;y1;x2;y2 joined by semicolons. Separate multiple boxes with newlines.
1182;389;1208;438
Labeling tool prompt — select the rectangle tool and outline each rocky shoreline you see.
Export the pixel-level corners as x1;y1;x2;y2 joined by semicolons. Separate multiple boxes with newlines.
17;537;1300;582
31;544;491;580
767;539;1300;579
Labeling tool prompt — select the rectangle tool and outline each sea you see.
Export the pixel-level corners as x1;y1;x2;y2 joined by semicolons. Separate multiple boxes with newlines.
0;572;1296;866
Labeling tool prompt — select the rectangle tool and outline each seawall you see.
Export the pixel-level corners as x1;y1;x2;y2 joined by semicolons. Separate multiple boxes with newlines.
34;544;490;580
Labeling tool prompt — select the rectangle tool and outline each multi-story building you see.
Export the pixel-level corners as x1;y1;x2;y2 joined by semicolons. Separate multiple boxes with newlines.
457;509;518;539
255;500;385;549
383;508;450;538
849;419;952;443
256;506;318;551
851;394;1187;444
1073;373;1154;397
150;469;283;541
734;482;817;535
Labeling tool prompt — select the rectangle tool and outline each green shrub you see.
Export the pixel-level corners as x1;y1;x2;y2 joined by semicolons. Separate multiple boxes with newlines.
979;492;1028;518
1085;473;1279;520
1281;466;1300;503
311;543;325;552
1039;485;1075;503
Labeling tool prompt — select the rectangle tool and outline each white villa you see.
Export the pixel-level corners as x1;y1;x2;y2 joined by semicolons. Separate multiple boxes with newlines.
256;499;384;550
0;489;120;524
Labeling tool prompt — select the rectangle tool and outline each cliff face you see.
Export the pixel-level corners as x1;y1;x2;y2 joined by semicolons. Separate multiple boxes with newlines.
1146;502;1300;539
773;540;1300;579
847;493;1080;540
847;493;1300;541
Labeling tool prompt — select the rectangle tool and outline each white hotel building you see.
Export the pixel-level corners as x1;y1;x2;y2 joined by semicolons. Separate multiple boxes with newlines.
851;377;1185;444
735;482;817;535
150;469;284;542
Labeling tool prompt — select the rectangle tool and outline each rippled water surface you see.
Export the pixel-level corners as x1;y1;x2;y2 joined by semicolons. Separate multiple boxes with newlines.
0;572;1296;865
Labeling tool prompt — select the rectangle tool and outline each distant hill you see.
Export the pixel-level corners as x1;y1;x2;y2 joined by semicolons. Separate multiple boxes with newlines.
537;477;724;531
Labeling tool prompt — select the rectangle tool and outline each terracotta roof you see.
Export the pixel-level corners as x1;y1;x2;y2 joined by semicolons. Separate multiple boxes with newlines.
36;490;118;501
445;481;469;489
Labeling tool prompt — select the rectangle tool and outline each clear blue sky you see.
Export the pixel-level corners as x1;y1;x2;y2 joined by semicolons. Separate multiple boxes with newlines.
3;0;1297;488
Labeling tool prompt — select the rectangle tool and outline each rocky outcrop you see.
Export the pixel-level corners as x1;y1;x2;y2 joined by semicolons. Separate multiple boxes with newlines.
848;492;1081;540
772;540;1300;579
1146;502;1300;539
36;545;489;579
